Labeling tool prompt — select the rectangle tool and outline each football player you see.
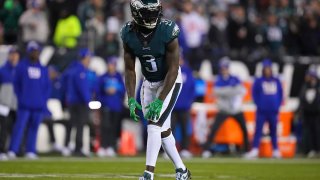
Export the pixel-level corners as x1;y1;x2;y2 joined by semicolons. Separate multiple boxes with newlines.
121;0;191;180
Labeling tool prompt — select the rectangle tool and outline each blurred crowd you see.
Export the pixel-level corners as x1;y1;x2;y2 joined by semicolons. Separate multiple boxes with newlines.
0;0;320;160
0;0;125;67
165;0;320;72
0;0;319;71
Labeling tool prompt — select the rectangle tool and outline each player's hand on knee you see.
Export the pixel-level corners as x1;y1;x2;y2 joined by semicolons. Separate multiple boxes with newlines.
128;97;142;122
145;98;163;123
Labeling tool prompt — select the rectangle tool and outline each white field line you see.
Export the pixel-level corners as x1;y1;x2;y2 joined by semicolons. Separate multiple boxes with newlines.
0;173;137;179
0;173;204;179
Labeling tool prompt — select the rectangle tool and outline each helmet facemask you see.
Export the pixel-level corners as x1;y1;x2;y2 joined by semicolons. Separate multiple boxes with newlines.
131;0;162;29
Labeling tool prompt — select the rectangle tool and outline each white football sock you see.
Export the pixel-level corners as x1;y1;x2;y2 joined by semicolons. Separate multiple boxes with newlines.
146;125;162;167
162;133;186;170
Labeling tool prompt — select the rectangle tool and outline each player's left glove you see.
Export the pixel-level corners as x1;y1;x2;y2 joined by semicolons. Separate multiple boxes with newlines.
145;98;163;123
128;97;142;122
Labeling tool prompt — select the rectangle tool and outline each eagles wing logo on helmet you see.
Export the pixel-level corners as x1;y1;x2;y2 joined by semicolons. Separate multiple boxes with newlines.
131;0;144;9
130;0;162;29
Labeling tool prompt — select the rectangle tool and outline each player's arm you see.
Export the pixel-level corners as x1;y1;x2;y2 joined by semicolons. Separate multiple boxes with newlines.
123;43;136;99
158;38;179;101
123;43;141;121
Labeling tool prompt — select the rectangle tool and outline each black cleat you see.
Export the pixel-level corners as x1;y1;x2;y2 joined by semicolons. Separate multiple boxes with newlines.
176;168;191;180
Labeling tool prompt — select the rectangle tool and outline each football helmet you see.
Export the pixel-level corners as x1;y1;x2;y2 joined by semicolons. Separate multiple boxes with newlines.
130;0;162;29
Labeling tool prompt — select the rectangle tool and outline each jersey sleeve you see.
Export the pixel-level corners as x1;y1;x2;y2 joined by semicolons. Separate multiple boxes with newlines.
120;22;131;44
163;20;180;44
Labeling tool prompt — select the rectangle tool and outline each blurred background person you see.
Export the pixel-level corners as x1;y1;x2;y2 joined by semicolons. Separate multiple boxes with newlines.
19;0;49;46
86;11;105;49
0;47;19;161
53;9;82;49
8;41;50;159
96;56;125;157
65;48;92;157
299;12;320;56
207;9;229;71
297;68;320;158
275;0;294;19
77;0;105;30
180;0;208;72
202;58;249;158
171;57;195;159
263;14;285;60
96;32;120;60
41;65;64;153
245;59;283;159
59;60;75;157
105;9;121;36
86;68;97;154
227;5;255;61
59;60;98;157
0;0;23;44
47;0;82;40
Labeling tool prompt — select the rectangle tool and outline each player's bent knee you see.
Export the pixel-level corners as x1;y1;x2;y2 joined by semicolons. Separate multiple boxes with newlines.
161;128;172;138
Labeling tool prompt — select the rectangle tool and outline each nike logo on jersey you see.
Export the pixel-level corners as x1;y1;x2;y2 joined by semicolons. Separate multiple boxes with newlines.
142;47;151;51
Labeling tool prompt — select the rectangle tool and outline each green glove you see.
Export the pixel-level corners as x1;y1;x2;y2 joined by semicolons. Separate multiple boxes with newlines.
145;98;163;122
128;97;142;122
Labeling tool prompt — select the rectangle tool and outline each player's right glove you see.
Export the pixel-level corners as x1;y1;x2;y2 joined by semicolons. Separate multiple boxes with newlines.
145;98;163;123
128;97;142;122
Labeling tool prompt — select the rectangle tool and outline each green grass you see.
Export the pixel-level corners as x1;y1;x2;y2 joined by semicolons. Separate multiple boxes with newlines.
0;157;320;179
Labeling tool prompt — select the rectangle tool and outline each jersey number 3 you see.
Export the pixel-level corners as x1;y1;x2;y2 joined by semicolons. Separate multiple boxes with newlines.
143;55;158;73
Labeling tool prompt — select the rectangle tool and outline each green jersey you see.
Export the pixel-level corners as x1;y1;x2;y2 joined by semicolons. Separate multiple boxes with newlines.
121;19;180;82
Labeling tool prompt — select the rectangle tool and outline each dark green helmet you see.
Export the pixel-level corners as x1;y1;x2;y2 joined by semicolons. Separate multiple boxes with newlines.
130;0;162;29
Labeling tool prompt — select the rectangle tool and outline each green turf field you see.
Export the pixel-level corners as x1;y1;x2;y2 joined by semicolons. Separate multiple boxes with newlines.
0;157;320;180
